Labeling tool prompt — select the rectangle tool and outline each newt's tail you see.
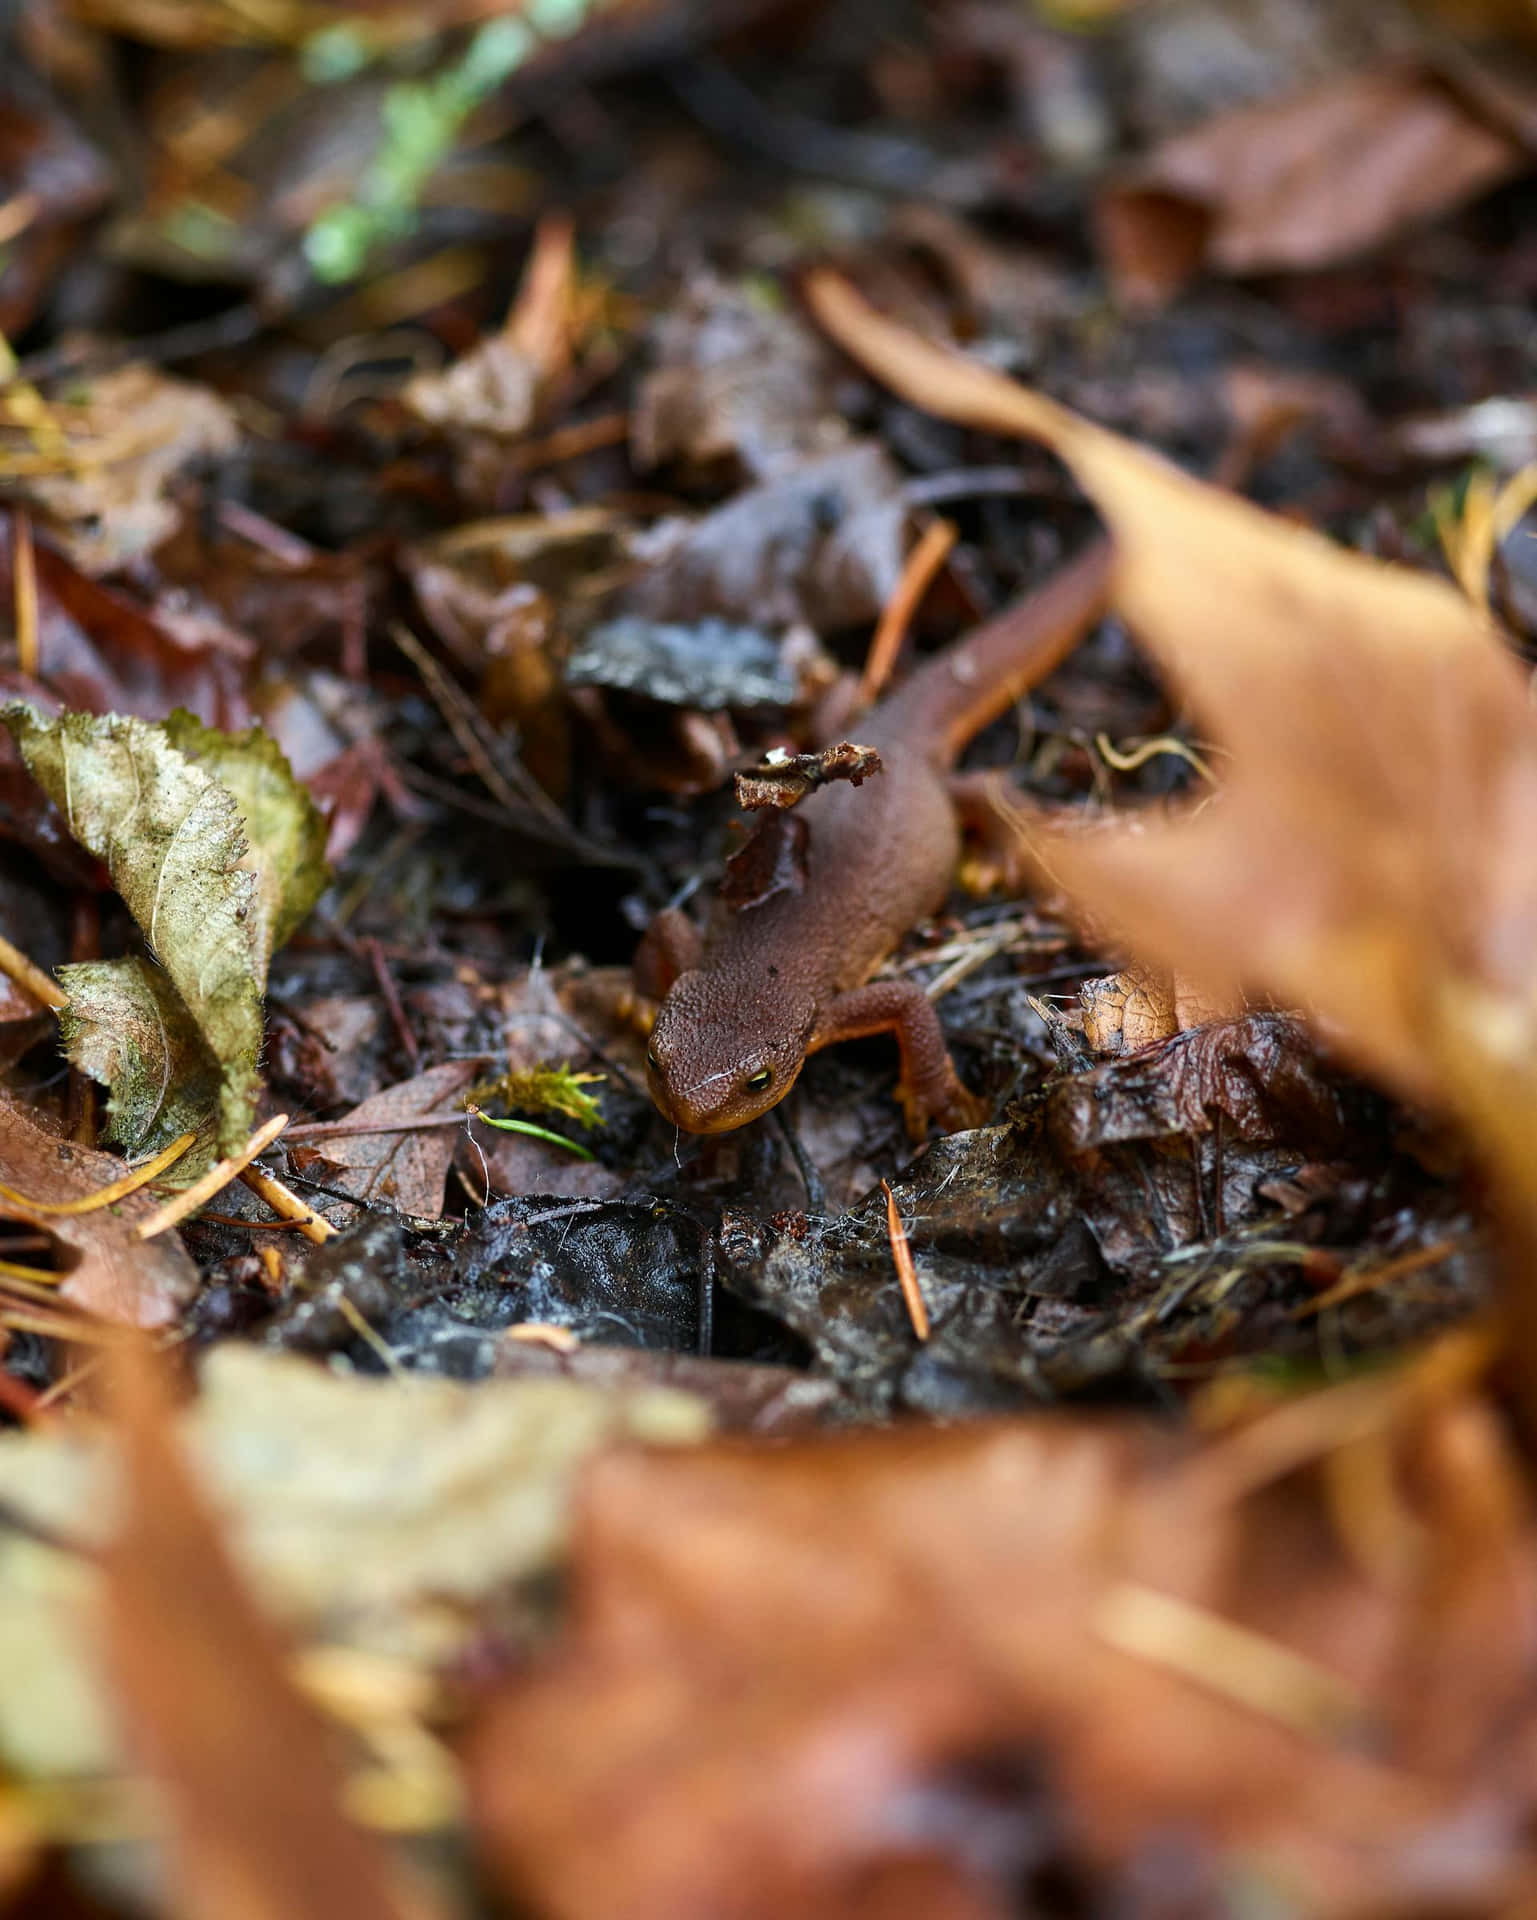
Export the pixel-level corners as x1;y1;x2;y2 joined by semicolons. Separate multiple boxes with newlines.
874;537;1115;768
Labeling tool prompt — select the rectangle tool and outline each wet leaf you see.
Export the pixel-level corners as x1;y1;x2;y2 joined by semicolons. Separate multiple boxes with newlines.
1098;61;1529;306
56;955;220;1154
0;1092;198;1325
3;705;328;1156
11;363;240;573
294;1060;479;1220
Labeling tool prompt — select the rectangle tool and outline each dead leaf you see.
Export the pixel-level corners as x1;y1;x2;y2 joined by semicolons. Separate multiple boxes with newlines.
0;518;252;728
804;270;1537;1386
0;1338;710;1782
1097;61;1528;306
14;363;240;573
471;1365;1537;1918
98;1344;433;1920
622;442;910;633
632;273;852;482
0;1093;197;1325
293;1061;480;1219
1078;966;1180;1054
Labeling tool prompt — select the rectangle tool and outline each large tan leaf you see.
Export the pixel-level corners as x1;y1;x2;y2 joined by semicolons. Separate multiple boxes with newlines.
804;270;1537;1355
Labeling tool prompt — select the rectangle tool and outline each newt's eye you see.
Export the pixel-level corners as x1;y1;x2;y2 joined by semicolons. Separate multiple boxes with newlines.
745;1067;773;1093
646;1045;660;1071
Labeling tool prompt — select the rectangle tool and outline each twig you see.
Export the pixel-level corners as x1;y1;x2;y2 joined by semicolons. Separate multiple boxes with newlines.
283;1111;470;1142
507;412;629;473
365;936;420;1074
135;1114;290;1240
238;1164;338;1245
856;517;956;709
0;1131;195;1218
12;506;37;679
882;1178;929;1341
0;932;66;1010
337;1295;406;1379
1292;1234;1467;1321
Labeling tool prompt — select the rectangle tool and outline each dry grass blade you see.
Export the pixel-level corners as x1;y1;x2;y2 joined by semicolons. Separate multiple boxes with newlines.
135;1114;289;1240
0;933;66;1011
0;1132;194;1217
880;1177;929;1340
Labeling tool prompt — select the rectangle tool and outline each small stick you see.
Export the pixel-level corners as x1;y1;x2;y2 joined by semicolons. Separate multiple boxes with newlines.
505;1323;580;1354
365;935;420;1073
856;517;956;710
33;1354;103;1414
282;1111;469;1142
881;1177;929;1341
12;506;38;679
0;1130;195;1217
0;931;65;1010
0;191;41;248
135;1113;289;1240
507;412;630;473
238;1163;338;1244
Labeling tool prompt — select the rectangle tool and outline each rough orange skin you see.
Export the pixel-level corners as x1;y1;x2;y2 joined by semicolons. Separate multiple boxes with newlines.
643;541;1113;1139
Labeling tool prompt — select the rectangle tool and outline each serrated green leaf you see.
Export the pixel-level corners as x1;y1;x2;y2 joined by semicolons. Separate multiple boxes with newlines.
3;706;329;1161
56;955;221;1155
4;705;262;1151
162;710;328;960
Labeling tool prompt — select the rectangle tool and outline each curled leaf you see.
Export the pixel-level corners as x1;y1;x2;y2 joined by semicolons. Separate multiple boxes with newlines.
3;705;329;1159
56;955;220;1154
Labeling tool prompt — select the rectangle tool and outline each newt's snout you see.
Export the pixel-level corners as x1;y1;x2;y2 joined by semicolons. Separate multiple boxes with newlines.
645;969;812;1134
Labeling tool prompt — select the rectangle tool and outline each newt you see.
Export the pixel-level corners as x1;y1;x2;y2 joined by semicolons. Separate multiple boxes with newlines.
638;538;1113;1139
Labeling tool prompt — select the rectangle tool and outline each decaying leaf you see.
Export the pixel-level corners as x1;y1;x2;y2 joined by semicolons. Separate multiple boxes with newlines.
0;1092;198;1325
1097;61;1529;306
161;709;329;962
11;362;240;573
3;705;328;1157
0;1340;710;1785
471;1348;1537;1918
621;442;910;633
805;270;1537;1382
293;1060;480;1220
56;954;220;1153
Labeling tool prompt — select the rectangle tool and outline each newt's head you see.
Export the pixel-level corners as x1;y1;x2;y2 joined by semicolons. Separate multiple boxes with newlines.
645;967;817;1132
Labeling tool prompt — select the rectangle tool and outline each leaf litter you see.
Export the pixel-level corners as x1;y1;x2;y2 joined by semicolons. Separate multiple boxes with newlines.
6;1;1537;1913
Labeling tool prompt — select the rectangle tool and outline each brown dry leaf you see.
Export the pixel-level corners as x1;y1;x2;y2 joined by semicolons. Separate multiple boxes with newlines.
14;363;240;573
97;1343;434;1920
292;1060;479;1219
471;1359;1537;1918
804;270;1537;1353
1097;61;1528;307
1078;965;1180;1054
0;1093;197;1325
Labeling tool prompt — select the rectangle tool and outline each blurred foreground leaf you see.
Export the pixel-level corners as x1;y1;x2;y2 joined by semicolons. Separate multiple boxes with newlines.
806;270;1537;1407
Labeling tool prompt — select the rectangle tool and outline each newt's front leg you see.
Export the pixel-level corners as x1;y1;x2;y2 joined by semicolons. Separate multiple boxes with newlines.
811;980;987;1140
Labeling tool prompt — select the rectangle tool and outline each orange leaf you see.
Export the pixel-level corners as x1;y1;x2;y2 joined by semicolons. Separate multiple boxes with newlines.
804;269;1537;1372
